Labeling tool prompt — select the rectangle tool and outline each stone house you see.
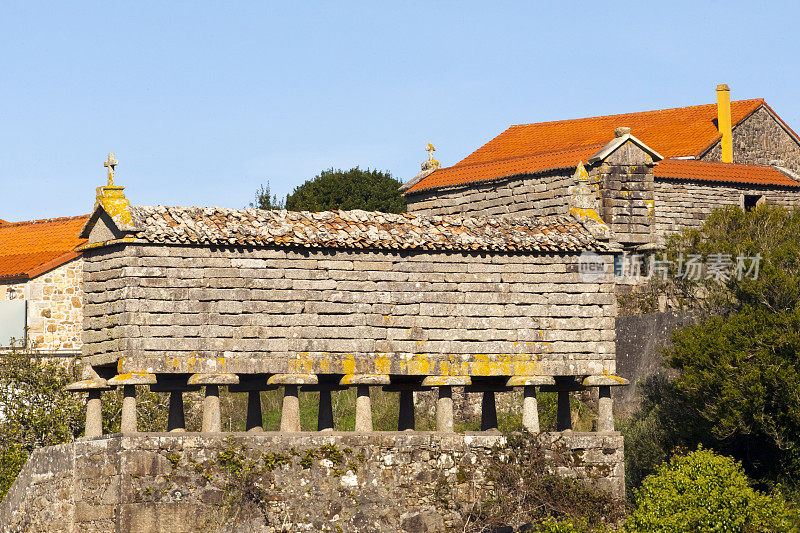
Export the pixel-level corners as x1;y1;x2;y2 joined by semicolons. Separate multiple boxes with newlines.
0;214;88;353
402;86;800;250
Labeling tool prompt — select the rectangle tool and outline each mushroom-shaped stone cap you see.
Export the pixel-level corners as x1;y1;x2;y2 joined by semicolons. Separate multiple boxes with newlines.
582;375;630;387
188;373;240;386
421;376;472;387
267;373;319;386
65;378;111;391
340;374;391;386
506;376;556;387
108;372;158;386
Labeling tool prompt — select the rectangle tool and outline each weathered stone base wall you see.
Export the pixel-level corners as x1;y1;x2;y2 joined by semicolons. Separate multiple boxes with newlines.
0;259;83;352
0;432;624;532
405;170;574;218
654;179;800;237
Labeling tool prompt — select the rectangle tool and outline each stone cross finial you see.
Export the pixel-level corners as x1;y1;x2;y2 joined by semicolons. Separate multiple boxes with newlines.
104;153;118;187
426;143;436;162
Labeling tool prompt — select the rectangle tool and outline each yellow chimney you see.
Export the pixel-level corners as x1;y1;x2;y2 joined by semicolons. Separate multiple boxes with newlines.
716;84;733;163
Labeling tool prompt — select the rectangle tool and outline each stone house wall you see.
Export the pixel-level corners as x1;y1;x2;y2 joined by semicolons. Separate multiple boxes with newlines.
653;180;800;237
405;169;574;218
0;432;625;532
82;244;617;377
0;258;83;352
702;106;800;174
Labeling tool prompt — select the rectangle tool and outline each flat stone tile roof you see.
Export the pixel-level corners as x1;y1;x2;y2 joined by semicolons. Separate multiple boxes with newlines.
126;206;613;253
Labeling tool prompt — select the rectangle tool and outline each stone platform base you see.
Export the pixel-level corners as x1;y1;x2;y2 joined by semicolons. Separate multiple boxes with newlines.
0;432;623;532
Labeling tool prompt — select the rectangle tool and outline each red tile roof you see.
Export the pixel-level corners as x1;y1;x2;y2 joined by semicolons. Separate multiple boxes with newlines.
410;145;604;193
0;215;89;280
406;99;768;194
654;159;800;188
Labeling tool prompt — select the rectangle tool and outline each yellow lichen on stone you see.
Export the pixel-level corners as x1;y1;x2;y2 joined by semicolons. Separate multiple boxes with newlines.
373;354;391;375
569;207;608;228
342;355;356;375
645;199;655;218
406;354;431;375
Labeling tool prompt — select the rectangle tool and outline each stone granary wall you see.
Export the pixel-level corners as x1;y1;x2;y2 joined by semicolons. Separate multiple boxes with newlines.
702;105;800;173
0;432;624;533
81;206;619;379
0;258;83;352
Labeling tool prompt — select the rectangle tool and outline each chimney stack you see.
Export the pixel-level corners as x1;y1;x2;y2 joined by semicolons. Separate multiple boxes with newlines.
716;84;733;163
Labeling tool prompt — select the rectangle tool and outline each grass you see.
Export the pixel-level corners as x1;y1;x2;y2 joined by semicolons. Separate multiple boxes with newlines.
216;387;598;433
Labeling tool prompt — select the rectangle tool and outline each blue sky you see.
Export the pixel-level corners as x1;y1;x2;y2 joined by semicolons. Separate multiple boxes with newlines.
1;1;799;221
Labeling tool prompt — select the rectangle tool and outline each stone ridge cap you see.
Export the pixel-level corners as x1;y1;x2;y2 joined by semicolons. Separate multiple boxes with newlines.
131;204;583;225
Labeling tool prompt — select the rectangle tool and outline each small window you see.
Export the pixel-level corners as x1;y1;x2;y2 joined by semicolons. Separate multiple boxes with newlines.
743;195;763;212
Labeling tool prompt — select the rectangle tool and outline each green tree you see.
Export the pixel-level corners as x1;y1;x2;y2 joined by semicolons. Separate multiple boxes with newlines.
285;167;406;213
249;181;285;210
623;205;800;497
625;447;797;532
0;348;83;500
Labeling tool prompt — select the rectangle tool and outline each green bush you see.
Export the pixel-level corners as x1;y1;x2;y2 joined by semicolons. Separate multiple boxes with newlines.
625;447;797;532
285;167;406;213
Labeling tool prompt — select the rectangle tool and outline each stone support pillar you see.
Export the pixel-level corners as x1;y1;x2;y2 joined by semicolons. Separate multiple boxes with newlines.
506;376;555;434
202;385;221;433
86;390;103;438
189;373;239;433
398;390;415;431
66;376;111;438
523;387;540;433
281;385;301;432
107;373;157;434
122;385;138;434
437;387;454;432
422;376;471;433
597;386;613;432
582;375;629;433
268;374;318;433
168;391;186;432
246;391;263;432
355;386;372;432
480;391;498;431
340;375;390;433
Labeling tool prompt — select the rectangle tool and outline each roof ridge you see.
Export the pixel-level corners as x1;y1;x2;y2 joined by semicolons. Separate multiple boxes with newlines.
449;143;606;170
508;98;765;129
0;214;90;229
660;158;783;170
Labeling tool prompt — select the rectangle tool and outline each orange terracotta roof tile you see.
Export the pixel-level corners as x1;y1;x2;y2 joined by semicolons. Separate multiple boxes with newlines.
0;215;89;280
406;145;603;194
408;99;766;194
0;219;8;226
654;159;800;188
